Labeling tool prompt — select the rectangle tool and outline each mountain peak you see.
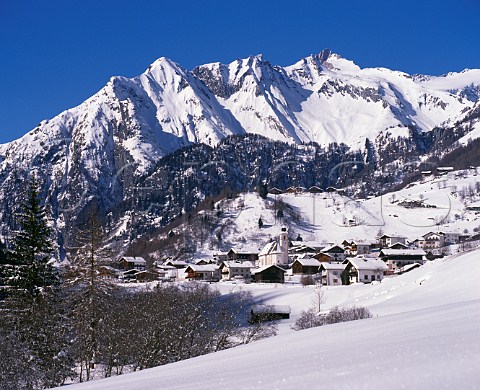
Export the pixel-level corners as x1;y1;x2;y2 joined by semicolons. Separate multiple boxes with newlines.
317;48;335;63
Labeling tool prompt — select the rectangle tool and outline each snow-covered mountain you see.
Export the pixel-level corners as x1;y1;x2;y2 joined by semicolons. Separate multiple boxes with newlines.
1;49;480;253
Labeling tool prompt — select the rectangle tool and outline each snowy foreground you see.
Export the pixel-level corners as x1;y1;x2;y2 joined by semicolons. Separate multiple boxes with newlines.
56;250;480;390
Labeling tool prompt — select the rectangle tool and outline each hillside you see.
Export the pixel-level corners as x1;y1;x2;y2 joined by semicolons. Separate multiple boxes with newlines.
54;246;480;390
144;166;480;263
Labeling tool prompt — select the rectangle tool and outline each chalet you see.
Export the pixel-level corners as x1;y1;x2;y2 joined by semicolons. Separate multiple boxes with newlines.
120;269;140;282
313;252;334;263
227;247;259;263
291;255;321;275
165;260;189;269
251;265;286;283
118;256;146;271
213;252;228;264
318;263;346;286
342;256;388;284
437;166;454;175
195;259;215;265
319;245;345;262
185;264;220;282
250;304;291;323
388;242;409;250
379;249;426;273
258;228;289;267
135;270;160;282
421;232;445;249
379;235;407;248
343;240;372;256
219;261;253;280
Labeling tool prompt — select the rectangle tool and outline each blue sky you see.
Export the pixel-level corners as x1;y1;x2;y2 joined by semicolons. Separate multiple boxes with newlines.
0;0;479;144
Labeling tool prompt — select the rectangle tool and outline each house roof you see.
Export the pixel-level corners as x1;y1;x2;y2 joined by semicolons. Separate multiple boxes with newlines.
380;249;426;256
293;258;321;267
185;264;219;272
251;265;287;274
345;256;388;271
229;246;260;255
259;241;285;257
322;245;344;253
121;256;146;264
319;263;346;271
221;261;254;269
166;260;189;266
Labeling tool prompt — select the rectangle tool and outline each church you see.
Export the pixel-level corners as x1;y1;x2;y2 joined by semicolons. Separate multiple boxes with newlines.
258;227;289;267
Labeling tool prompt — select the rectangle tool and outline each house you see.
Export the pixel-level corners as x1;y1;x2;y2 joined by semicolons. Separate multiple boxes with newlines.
318;263;346;286
258;228;289;267
118;256;147;271
250;305;291;323
251;265;286;283
291;255;321;275
342;256;388;284
319;245;345;262
379;235;407;248
213;252;228;264
388;242;409;250
421;232;445;249
135;270;160;282
343;240;372;256
313;252;334;263
184;264;220;281
219;261;253;280
227;247;259;263
379;249;426;273
165;260;189;269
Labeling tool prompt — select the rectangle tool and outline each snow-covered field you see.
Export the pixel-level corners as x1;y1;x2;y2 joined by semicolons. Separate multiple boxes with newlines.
55;248;480;389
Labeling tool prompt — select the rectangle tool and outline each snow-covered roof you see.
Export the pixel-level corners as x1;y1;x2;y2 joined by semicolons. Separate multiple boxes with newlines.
319;263;346;271
229;246;260;254
345;256;388;271
380;249;426;256
121;256;146;264
259;241;286;257
321;245;344;253
185;264;219;272
293;258;321;267
221;261;254;269
251;265;286;274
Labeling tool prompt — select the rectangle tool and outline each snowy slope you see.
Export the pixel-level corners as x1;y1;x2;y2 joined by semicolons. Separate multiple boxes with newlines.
181;167;480;265
53;248;480;390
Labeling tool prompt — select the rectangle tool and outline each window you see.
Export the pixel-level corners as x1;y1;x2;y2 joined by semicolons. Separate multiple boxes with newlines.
364;274;368;280
333;279;338;284
376;274;380;279
333;271;338;275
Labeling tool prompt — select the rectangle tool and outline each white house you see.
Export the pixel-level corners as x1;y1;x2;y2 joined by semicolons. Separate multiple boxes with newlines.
219;261;253;280
184;264;220;281
258;228;289;267
379;235;407;248
318;263;346;286
343;256;388;284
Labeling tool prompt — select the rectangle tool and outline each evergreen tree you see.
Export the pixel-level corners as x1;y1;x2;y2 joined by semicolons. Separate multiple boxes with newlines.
258;217;264;229
8;175;57;299
66;208;114;382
